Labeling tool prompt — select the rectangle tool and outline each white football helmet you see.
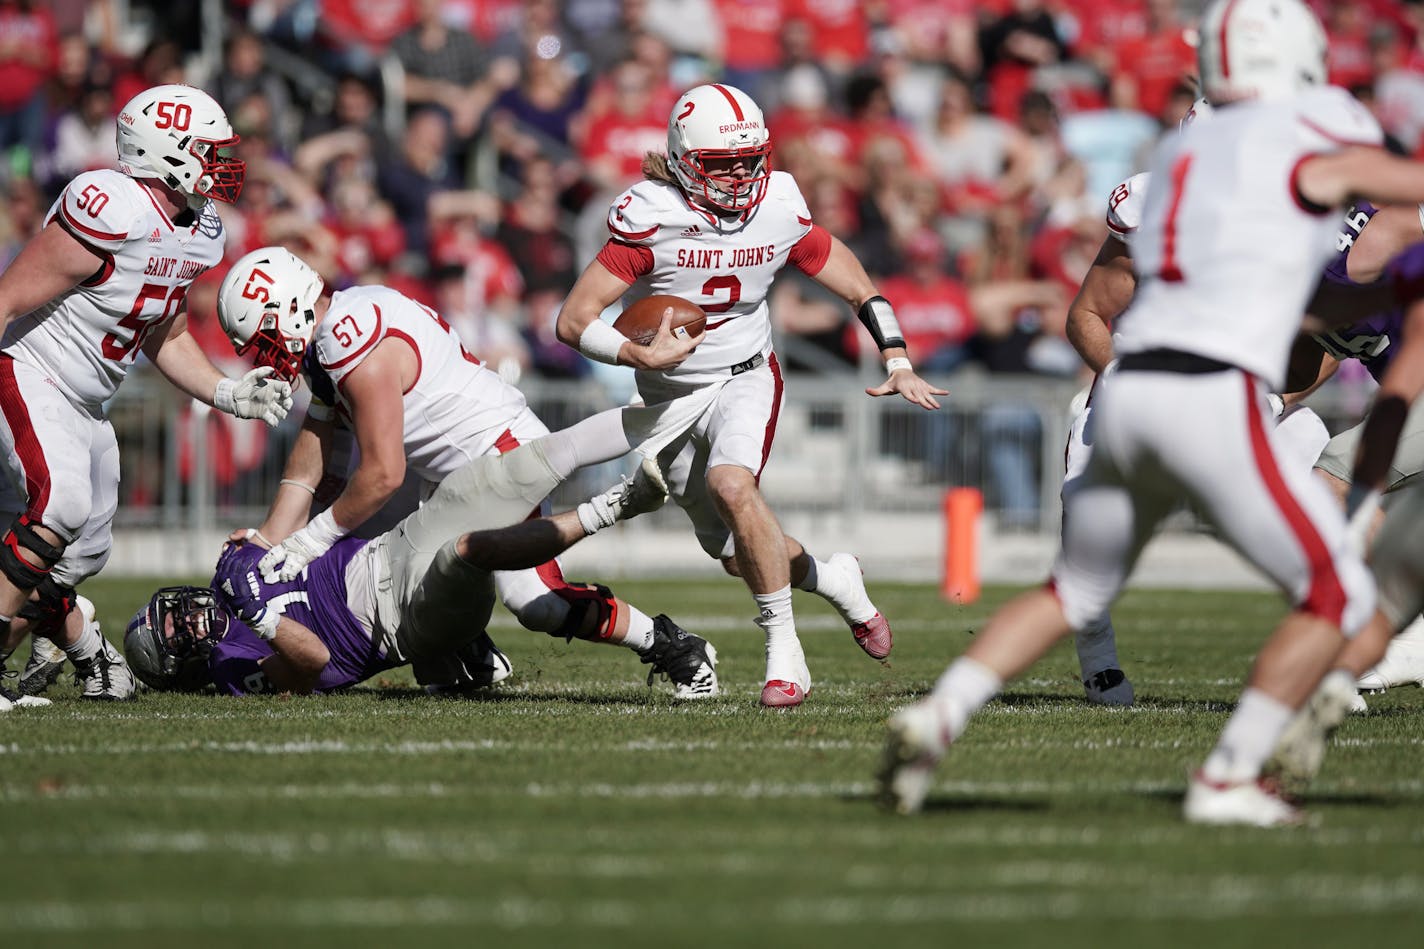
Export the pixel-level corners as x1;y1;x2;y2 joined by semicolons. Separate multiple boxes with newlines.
116;84;245;209
667;83;772;213
1179;96;1214;130
217;246;324;382
1198;0;1326;105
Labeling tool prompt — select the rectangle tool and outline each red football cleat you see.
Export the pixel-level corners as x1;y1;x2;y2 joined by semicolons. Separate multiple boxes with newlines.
852;613;893;661
760;679;806;708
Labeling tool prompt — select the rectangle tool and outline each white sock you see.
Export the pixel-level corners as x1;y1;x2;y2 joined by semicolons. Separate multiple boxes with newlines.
929;656;1003;737
1201;687;1294;784
62;621;103;664
622;607;655;652
539;408;636;478
754;586;804;684
802;553;875;624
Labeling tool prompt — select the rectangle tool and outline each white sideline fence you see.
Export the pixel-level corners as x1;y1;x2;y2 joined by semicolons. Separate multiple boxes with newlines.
106;364;1372;589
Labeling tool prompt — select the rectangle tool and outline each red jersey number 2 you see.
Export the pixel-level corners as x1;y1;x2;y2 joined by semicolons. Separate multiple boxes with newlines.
1158;153;1193;283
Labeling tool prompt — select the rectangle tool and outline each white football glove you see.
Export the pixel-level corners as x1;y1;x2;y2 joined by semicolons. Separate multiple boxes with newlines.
258;510;345;582
214;367;295;427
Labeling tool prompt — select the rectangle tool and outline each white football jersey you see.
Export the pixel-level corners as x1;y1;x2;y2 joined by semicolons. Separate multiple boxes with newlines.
599;170;820;383
305;285;528;481
1106;172;1151;241
1119;86;1383;390
2;170;226;407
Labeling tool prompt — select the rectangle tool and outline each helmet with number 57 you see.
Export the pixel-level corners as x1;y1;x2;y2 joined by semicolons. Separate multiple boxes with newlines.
217;246;325;382
667;83;772;213
116;84;246;209
1198;0;1326;105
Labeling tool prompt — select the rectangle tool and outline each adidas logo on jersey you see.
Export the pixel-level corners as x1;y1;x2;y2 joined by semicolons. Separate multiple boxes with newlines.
680;225;702;238
147;228;162;244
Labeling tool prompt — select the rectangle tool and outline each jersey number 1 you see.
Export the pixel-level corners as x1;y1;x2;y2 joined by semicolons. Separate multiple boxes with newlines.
1158;154;1193;283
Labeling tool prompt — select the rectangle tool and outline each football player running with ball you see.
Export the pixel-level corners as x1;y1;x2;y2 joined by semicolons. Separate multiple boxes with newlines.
216;248;718;698
556;83;946;708
880;0;1424;826
0;85;292;710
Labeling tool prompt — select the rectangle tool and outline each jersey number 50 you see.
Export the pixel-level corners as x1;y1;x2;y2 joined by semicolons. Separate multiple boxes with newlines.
102;283;186;362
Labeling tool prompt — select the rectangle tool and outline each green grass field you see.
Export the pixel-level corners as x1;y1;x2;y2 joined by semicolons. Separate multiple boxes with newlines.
3;576;1422;947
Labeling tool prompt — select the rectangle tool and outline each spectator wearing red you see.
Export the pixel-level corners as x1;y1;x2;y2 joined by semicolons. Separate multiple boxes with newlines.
579;60;666;192
845;230;978;373
1068;0;1150;72
1323;3;1377;90
318;0;416;73
786;0;869;76
112;38;186;113
497;155;577;297
1109;0;1195;122
920;69;1037;222
977;0;1069;122
326;177;406;285
880;0;985;77
767;65;858;188
0;0;59;159
714;0;786;103
843;73;928;174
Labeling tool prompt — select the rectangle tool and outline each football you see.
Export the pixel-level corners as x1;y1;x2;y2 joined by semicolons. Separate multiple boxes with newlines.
612;294;707;346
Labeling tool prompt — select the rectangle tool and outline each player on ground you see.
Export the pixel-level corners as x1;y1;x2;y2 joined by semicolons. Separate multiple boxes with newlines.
216;247;718;697
125;413;680;695
555;83;946;707
0;84;292;709
879;0;1424;826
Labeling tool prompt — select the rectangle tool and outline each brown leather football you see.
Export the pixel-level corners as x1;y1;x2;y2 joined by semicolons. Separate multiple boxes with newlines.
612;294;708;346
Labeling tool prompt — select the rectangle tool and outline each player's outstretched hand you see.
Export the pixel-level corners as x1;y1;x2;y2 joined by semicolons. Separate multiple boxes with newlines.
215;367;294;426
214;542;280;639
625;309;704;371
258;527;328;582
866;366;947;410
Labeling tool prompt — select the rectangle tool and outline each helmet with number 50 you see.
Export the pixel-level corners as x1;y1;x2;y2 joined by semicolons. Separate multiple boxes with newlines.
217;246;325;383
1198;0;1326;105
667;83;772;213
116;84;246;209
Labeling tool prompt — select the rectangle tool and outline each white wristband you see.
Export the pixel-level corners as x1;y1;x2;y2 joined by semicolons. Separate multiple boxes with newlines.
213;377;237;414
885;357;913;375
279;479;318;496
578;319;626;365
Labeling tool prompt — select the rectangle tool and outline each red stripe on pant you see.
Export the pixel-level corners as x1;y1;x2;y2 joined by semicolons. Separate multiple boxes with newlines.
0;356;52;519
1241;375;1346;624
754;353;784;483
493;426;573;593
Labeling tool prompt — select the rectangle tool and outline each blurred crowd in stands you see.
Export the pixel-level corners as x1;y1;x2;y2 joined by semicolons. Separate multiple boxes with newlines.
1;0;1422;518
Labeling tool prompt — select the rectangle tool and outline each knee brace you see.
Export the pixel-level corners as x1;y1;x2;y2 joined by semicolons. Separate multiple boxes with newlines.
550;582;620;643
17;576;76;638
0;515;65;590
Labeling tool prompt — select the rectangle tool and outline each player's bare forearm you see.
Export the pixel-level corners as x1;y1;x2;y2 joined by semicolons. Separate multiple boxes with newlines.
807;235;877;307
325;344;411;533
1352;302;1424;490
554;260;632;348
257;417;332;542
455;509;587;571
1298;148;1424;213
1066;237;1135;374
1282;338;1336;403
145;315;228;403
261;617;331;694
0;221;102;328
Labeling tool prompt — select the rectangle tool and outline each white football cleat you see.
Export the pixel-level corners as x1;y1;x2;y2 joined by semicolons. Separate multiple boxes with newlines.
823;552;893;660
1183;771;1303;827
878;700;953;815
1354;624;1424;691
1264;671;1356;790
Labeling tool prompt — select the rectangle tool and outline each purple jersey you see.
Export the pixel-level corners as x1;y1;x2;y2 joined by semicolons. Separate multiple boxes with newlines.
1315;202;1402;383
208;537;401;695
